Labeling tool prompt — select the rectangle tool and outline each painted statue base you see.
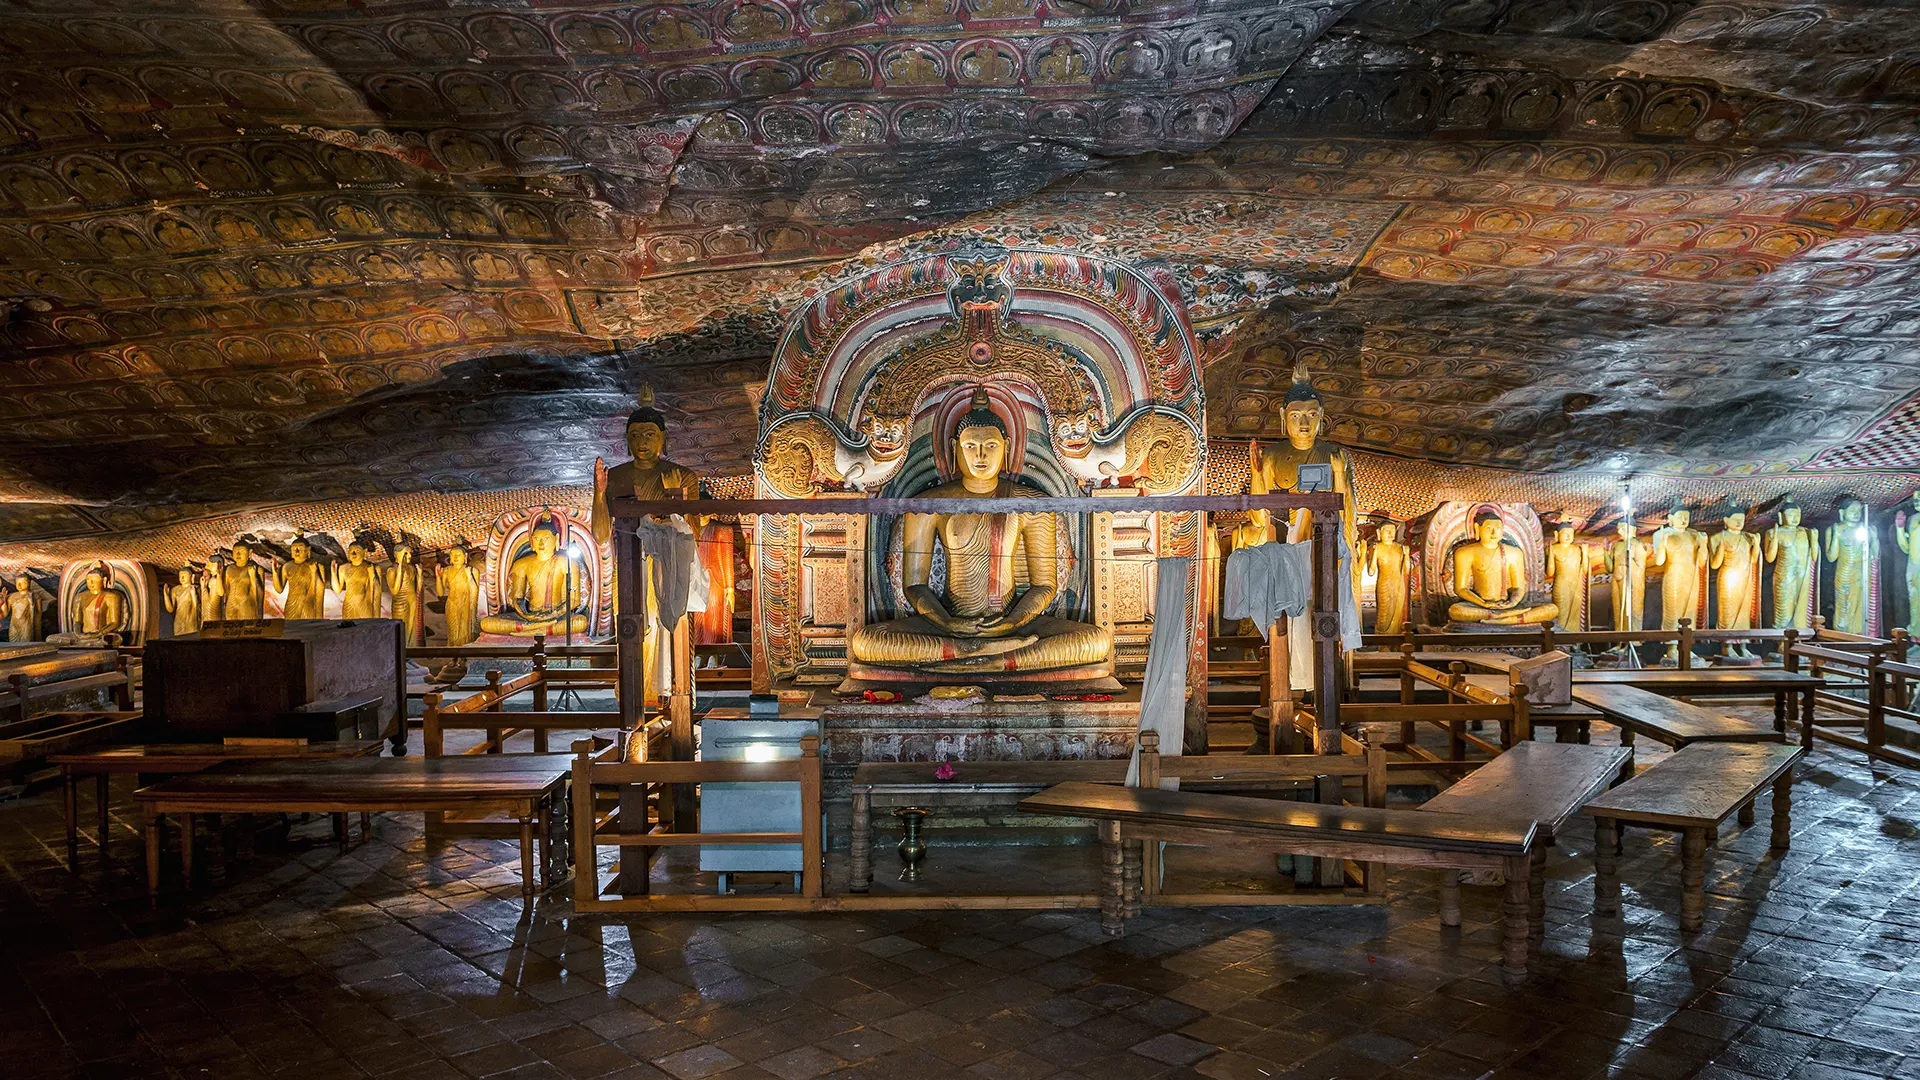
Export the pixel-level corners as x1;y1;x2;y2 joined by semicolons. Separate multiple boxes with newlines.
838;660;1120;694
818;694;1140;800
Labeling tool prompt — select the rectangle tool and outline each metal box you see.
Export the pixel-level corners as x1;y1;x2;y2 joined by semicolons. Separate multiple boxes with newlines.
698;707;819;891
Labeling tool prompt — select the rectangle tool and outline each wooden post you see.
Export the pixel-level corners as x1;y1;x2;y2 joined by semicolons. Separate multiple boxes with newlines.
1269;622;1292;754
1310;516;1341;752
571;739;598;908
798;735;822;898
1363;743;1386;896
1677;619;1694;670
1892;629;1910;714
1506;671;1530;748
614;528;642;739
531;634;549;753
1448;661;1468;760
670;614;696;828
1398;641;1416;749
483;668;503;753
422;693;444;758
1136;730;1161;902
390;620;407;755
1867;652;1886;753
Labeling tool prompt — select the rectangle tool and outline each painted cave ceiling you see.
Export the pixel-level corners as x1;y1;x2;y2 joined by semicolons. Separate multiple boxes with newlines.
3;0;1920;542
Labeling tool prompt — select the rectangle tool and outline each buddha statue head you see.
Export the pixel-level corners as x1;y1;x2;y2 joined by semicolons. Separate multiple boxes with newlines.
394;543;414;566
84;564;107;594
626;385;668;470
1617;520;1635;540
1553;520;1574;544
530;515;563;560
176;568;192;587
1471;510;1504;549
1725;507;1747;533
1282;360;1324;451
1668;503;1691;532
15;574;30;595
1780;498;1802;528
290;537;312;563
954;388;1009;493
1838;496;1864;525
1377;520;1399;545
231;542;252;567
346;542;367;565
447;547;469;570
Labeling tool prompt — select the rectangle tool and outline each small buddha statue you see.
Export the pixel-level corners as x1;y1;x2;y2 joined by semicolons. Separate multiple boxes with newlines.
1446;511;1559;626
1764;496;1817;629
8;574;43;642
1544;519;1588;631
437;547;481;648
275;535;328;620
1824;496;1874;635
1366;520;1409;635
388;544;426;645
481;515;589;636
1895;491;1920;632
1710;507;1761;658
847;388;1114;678
163;567;201;636
332;543;384;620
72;563;128;638
1651;504;1708;663
1606;521;1648;632
211;542;266;621
1247;361;1358;549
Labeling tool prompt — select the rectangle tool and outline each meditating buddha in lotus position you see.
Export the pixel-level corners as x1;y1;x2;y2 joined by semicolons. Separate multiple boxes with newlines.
481;516;589;637
847;389;1113;679
1447;511;1559;626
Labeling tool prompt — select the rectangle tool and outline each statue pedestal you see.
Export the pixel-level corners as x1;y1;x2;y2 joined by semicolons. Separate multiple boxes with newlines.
817;693;1140;800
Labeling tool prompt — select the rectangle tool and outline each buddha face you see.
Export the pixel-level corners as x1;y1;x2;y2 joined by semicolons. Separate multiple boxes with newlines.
1378;522;1398;544
395;545;413;565
531;528;560;559
347;544;366;565
290;539;310;562
85;570;105;594
448;548;468;568
627;421;666;469
1283;399;1322;450
1474;516;1503;547
1725;512;1746;533
177;569;192;586
15;575;29;594
1783;507;1801;528
1840;500;1864;524
955;422;1007;486
232;543;251;566
1555;525;1574;545
1670;510;1690;531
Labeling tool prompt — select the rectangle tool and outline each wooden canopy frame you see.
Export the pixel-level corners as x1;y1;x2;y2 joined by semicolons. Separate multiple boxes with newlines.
605;491;1348;785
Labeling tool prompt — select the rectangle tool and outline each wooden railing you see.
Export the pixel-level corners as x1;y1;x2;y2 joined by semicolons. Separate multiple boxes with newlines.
1785;627;1916;768
421;664;623;759
1345;649;1526;767
570;735;824;912
1358;620;1796;668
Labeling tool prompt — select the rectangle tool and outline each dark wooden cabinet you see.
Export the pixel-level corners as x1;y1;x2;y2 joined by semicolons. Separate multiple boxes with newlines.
144;620;403;745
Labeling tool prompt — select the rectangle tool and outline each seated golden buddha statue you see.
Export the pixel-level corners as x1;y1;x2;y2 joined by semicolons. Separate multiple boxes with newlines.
1447;511;1560;627
480;514;590;636
847;390;1113;682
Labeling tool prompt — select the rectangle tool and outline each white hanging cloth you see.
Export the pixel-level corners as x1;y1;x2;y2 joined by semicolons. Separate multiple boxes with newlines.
1128;556;1190;790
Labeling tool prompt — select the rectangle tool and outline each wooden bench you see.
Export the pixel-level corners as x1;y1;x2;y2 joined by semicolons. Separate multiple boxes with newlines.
1570;684;1784;749
49;738;385;870
849;738;1387;894
1416;742;1633;941
1582;742;1804;933
134;754;573;905
1019;781;1540;981
1570;668;1822;741
1462;673;1599;744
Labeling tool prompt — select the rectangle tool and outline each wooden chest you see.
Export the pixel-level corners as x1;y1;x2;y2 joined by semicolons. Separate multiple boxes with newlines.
144;619;402;741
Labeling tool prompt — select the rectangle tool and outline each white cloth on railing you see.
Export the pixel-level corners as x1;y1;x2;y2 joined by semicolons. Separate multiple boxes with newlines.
1128;556;1190;790
1221;542;1312;637
631;515;711;693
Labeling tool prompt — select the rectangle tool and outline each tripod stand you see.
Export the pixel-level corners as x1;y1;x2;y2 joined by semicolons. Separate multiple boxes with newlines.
554;543;586;710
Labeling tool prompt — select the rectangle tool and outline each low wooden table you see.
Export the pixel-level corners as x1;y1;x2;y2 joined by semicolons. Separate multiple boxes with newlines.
49;740;385;870
134;754;572;905
1460;673;1600;743
1582;742;1804;933
1570;684;1785;749
1417;742;1633;939
1570;669;1822;741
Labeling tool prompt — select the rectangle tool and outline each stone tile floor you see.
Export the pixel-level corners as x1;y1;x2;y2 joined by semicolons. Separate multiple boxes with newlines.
3;720;1918;1080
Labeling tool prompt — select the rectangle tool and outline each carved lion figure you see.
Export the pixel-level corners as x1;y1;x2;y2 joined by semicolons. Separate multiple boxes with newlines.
1054;408;1198;494
761;413;910;496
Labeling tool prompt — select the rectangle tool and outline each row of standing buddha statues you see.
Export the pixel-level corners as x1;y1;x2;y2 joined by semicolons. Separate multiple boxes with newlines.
1351;492;1918;648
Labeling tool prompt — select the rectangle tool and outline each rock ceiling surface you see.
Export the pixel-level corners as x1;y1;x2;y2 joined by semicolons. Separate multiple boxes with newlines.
2;0;1920;542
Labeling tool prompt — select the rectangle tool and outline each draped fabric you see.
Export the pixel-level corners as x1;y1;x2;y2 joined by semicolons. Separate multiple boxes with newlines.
1128;556;1191;789
694;523;735;646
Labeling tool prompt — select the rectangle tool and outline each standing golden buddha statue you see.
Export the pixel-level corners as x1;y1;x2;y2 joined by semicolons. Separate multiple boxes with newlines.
388;544;426;645
1709;507;1761;659
210;542;267;621
1606;521;1648;632
1895;491;1920;632
163;568;200;636
275;536;328;620
1650;504;1708;663
1248;361;1357;551
591;385;700;542
437;547;481;648
1366;520;1410;635
847;388;1113;680
8;574;42;642
1544;519;1589;630
1825;496;1874;635
332;542;384;620
1764;496;1817;629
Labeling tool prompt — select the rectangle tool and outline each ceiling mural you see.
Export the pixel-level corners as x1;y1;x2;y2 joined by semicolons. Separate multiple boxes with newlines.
1;1;1919;549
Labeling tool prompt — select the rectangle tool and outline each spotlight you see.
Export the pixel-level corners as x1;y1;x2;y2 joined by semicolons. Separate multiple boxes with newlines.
1854;527;1868;543
566;543;582;558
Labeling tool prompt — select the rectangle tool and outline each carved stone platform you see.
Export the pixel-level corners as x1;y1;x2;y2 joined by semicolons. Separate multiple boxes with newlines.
817;692;1141;800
